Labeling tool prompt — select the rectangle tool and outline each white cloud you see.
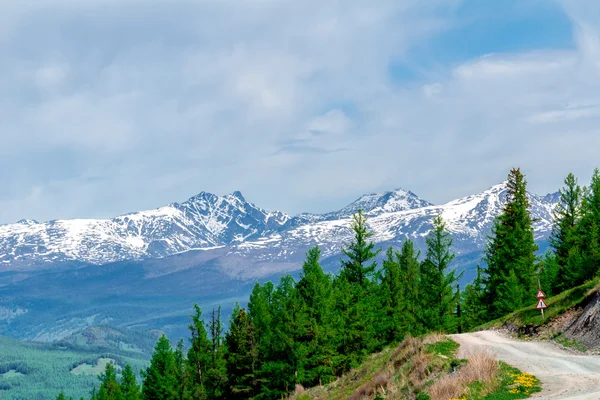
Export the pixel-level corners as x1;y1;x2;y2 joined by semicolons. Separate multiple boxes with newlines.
2;0;600;223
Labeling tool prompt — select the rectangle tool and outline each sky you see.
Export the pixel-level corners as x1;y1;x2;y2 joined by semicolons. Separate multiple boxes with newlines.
1;0;600;224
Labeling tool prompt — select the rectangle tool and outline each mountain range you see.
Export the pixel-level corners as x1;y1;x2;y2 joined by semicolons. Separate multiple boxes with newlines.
0;181;560;343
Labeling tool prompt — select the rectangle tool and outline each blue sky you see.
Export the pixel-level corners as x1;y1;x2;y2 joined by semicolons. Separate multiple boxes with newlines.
1;0;600;224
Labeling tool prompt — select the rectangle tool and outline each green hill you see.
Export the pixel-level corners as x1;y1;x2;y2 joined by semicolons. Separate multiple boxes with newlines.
0;334;149;400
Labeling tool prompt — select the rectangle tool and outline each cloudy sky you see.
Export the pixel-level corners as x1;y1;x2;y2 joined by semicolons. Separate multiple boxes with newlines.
1;0;600;224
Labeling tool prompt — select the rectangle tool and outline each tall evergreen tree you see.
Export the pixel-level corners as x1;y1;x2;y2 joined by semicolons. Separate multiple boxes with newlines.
187;304;212;398
206;306;227;399
419;215;461;332
225;305;257;399
295;246;336;387
398;239;422;335
483;168;538;319
461;265;486;331
333;210;382;372
120;365;141;400
379;247;406;343
97;363;122;400
141;335;179;400
550;172;583;291
339;209;381;287
579;168;600;281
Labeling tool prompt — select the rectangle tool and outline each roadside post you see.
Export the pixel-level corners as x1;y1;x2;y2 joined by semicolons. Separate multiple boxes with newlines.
536;279;547;320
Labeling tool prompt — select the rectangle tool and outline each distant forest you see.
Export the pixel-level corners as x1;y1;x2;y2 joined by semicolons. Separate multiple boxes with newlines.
56;167;600;400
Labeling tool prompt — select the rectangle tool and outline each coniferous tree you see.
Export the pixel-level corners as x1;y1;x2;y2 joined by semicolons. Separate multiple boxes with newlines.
206;306;227;399
187;304;212;399
225;305;257;399
379;247;406;343
462;265;486;331
398;239;422;335
579;168;600;281
295;246;336;387
483;168;538;318
550;173;583;291
419;215;461;332
120;365;141;400
97;363;122;400
339;209;381;286
333;210;382;372
142;335;179;400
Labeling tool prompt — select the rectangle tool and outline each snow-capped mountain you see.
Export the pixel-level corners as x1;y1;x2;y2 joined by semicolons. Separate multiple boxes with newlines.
0;190;291;267
0;182;559;270
231;182;558;264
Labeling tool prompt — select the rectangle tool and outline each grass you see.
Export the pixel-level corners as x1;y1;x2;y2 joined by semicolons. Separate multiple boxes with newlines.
478;278;600;330
70;357;119;376
553;333;588;352
289;334;542;400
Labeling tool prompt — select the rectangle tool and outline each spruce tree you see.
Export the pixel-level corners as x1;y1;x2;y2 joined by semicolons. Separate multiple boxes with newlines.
333;210;382;372
120;365;141;400
295;246;336;387
339;209;381;287
550;172;583;291
206;306;227;399
462;265;486;331
141;334;179;400
225;305;257;399
579;168;600;282
187;304;212;398
379;247;406;343
398;239;422;335
419;215;461;332
97;363;122;400
483;168;538;319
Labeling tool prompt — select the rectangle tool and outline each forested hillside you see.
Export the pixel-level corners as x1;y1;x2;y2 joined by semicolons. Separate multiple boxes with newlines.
53;167;600;400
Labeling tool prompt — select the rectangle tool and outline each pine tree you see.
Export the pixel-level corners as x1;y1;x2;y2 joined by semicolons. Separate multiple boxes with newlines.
462;265;486;331
339;209;381;287
419;215;461;332
483;168;538;319
295;246;336;387
333;210;382;372
120;365;141;400
398;239;422;335
225;305;257;399
579;168;600;281
206;306;227;399
187;304;212;398
379;247;406;343
141;334;179;400
97;363;122;400
550;172;583;291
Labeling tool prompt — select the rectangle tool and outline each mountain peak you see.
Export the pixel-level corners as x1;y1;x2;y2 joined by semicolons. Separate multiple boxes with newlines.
326;187;433;219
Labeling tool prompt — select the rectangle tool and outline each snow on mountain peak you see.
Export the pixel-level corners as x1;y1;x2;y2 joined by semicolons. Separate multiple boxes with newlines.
0;182;560;269
325;187;433;219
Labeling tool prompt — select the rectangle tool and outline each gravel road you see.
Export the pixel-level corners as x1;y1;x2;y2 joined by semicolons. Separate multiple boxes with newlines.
450;330;600;399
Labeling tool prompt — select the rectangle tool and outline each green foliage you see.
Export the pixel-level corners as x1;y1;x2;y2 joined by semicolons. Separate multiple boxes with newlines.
339;209;381;287
483;168;538;319
420;215;461;332
120;365;141;400
462;265;486;331
225;306;257;399
141;335;179;400
0;335;147;400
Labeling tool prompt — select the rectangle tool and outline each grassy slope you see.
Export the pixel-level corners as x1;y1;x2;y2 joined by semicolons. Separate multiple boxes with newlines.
0;335;149;400
477;278;600;331
290;335;540;400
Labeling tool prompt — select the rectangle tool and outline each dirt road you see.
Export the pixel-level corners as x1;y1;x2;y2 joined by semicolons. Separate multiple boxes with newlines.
450;331;600;399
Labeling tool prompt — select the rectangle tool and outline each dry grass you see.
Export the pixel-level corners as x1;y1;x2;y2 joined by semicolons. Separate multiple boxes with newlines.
428;350;498;400
422;332;447;345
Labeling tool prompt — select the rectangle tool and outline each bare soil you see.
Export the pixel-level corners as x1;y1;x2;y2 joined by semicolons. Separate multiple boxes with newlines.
450;330;600;400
